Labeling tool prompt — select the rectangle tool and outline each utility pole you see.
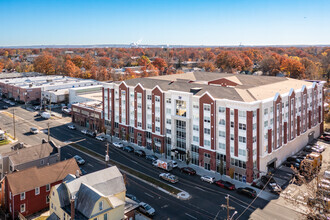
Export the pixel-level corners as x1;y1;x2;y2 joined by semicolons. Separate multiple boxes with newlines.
47;122;50;142
220;195;235;220
13;109;16;140
105;142;109;168
49;93;52;116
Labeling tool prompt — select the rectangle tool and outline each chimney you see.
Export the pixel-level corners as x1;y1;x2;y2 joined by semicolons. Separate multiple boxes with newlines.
70;197;75;220
75;170;80;178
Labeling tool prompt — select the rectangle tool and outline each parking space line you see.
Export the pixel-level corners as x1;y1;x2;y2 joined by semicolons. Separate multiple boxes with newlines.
194;186;206;192
144;192;154;198
185;213;197;219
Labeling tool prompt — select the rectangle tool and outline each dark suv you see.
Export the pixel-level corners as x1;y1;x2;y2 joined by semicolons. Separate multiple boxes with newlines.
134;150;146;157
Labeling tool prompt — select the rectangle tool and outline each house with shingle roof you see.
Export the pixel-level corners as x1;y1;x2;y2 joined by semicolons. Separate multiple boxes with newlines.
0;140;60;179
48;166;137;220
1;158;80;219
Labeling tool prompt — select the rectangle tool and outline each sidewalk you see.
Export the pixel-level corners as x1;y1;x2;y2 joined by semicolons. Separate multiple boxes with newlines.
104;134;278;201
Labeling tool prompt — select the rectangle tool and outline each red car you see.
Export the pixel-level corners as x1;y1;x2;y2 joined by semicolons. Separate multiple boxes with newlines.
180;167;196;175
215;180;236;190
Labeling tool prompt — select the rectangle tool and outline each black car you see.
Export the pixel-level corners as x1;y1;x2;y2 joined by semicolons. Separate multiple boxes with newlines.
304;145;314;153
237;187;257;198
261;175;276;185
123;146;134;153
145;155;158;161
135;150;146;157
283;161;300;169
180;167;197;175
286;156;302;164
2;105;8;109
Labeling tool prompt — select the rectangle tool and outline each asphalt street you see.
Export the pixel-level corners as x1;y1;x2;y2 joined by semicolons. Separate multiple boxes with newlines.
0;103;270;220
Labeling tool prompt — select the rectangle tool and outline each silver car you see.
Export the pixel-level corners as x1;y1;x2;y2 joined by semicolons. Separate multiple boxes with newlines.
200;175;215;184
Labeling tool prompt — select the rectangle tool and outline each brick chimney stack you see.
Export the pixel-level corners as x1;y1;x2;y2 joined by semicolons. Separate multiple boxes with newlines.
70;197;75;220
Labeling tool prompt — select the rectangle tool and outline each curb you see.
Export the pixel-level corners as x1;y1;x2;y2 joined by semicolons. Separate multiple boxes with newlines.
66;143;191;200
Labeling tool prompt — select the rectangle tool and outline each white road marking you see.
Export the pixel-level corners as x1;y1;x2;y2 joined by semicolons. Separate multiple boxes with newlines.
161;204;168;209
194;186;206;192
67;153;72;156
144;192;154;198
87;163;94;167
87;141;92;145
131;160;138;164
185;213;197;219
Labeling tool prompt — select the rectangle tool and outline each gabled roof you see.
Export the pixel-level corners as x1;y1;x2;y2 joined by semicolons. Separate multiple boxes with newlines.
116;71;315;102
75;183;103;218
6;158;79;195
65;166;126;198
2;141;59;166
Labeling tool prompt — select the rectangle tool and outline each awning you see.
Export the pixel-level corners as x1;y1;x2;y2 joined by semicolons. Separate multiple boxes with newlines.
171;148;186;155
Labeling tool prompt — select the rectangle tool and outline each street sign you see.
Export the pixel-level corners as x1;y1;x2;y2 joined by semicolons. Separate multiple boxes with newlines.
242;175;246;183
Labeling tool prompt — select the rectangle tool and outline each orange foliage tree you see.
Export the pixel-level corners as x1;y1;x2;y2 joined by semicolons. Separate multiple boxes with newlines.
152;58;167;72
33;52;56;74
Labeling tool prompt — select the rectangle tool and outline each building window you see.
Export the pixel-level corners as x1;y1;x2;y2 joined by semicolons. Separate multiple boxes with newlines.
147;95;152;100
40;159;44;165
46;195;50;204
203;104;211;111
166;98;171;104
99;201;103;211
35;187;40;195
204;128;210;134
9;191;12;200
204;140;211;147
104;213;108;220
155;127;160;132
219;119;225;125
219;107;225;113
166;129;171;134
193;125;199;131
264;121;268;127
264;108;268;115
219;131;225;137
20;192;25;200
230;121;234;128
204;153;211;158
230;134;234;141
239;136;246;143
20;204;26;213
219;142;226;150
238;111;246;117
238;123;246;130
166;119;171;124
46;184;50;192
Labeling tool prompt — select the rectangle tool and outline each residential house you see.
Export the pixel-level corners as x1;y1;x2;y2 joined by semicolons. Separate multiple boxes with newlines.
0;140;60;179
49;166;138;220
1;158;80;219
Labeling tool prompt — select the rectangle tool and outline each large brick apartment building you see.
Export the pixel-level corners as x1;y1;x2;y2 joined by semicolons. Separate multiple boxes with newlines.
102;72;325;183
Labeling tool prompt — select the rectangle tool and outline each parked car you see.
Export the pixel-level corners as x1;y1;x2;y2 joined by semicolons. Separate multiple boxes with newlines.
145;155;158;162
215;180;236;190
113;142;124;149
283;161;300;169
34;106;41;111
268;183;282;193
159;173;179;183
261;175;276;184
237;187;256;198
126;194;140;203
139;202;155;216
73;155;85;165
286;156;302;164
251;181;265;190
320;134;330;142
87;131;96;137
80;167;87;175
311;147;324;153
170;160;178;168
313;144;326;152
135;150;146;157
180;167;196;175
304;145;314;153
30;127;39;134
81;129;88;135
2;105;8;109
200;175;215;184
68;124;76;130
123;146;134;153
96;136;105;141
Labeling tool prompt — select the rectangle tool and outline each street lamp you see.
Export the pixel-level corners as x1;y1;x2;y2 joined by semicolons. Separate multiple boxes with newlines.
230;211;238;220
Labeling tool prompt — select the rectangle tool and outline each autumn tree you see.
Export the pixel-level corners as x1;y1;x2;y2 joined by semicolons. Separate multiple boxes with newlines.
200;61;216;72
83;54;95;70
152;58;167;72
0;62;4;72
321;50;330;83
215;51;244;73
137;55;150;66
33;52;56;74
281;58;305;79
62;60;80;77
98;57;111;68
259;55;282;76
72;55;84;68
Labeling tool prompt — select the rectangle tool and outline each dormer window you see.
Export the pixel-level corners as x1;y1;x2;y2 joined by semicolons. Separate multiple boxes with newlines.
99;201;103;211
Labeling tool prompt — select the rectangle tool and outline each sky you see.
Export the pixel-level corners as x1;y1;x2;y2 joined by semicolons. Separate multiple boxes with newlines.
0;0;329;46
